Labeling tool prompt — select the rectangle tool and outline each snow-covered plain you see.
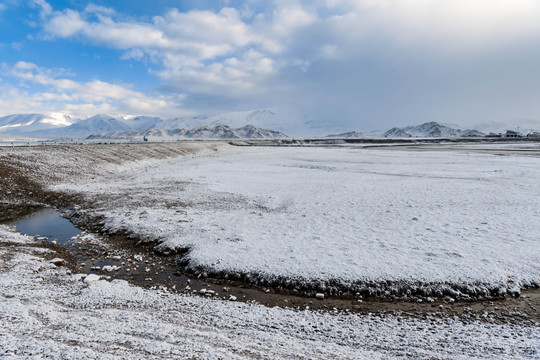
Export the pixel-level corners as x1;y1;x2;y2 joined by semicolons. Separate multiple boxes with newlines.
1;225;539;359
53;144;540;298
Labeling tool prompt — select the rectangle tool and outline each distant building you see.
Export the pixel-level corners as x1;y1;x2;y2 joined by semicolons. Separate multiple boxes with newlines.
527;131;540;138
502;130;521;138
486;132;502;138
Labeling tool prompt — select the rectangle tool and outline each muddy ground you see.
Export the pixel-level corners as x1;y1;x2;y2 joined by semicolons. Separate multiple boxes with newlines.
1;141;539;325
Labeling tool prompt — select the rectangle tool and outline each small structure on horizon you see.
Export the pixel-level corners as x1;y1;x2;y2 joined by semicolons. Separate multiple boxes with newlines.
143;135;148;142
502;130;521;138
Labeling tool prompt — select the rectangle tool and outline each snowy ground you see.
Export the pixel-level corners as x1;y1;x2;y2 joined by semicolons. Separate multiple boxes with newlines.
51;143;540;298
1;225;539;359
2;141;540;358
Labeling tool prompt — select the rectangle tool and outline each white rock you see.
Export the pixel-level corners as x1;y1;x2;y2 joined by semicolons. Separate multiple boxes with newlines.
102;265;120;272
228;295;237;301
315;293;325;300
83;274;101;284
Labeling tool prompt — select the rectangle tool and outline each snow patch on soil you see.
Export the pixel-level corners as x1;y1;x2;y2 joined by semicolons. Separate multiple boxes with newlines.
0;225;538;359
51;145;540;298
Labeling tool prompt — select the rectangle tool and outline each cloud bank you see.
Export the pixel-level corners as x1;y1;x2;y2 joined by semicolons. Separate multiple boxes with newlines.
1;0;540;131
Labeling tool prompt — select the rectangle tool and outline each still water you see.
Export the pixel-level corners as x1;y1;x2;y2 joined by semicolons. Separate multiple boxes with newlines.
8;207;81;245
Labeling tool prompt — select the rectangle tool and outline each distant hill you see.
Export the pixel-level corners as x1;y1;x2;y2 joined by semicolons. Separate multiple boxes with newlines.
86;125;288;140
384;122;485;138
325;131;365;138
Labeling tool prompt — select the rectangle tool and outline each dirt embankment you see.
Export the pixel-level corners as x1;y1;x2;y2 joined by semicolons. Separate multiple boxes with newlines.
0;142;225;221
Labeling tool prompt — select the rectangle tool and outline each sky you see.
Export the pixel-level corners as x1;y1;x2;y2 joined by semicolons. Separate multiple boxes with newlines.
1;0;540;131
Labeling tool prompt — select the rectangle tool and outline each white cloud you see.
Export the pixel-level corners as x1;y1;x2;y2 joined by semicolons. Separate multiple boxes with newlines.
39;0;540;99
17;0;540;128
44;9;85;37
324;0;540;54
1;62;184;118
84;3;115;15
270;3;317;37
32;0;52;17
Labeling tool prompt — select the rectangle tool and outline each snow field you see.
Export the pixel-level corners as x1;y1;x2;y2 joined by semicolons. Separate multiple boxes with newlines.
0;225;538;359
55;145;540;298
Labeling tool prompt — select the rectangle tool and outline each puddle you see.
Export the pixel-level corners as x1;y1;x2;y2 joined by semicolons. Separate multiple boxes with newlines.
3;206;372;309
7;207;81;245
4;206;540;321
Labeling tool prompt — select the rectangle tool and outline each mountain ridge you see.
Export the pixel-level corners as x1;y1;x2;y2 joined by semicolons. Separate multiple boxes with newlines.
86;124;288;140
384;122;485;138
1;112;537;140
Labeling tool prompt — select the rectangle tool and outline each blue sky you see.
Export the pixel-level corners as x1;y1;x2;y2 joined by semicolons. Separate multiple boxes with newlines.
1;0;540;131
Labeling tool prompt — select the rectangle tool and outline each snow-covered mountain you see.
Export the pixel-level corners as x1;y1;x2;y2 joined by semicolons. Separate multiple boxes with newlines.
124;116;163;131
87;125;288;140
0;110;289;139
325;131;365;138
1;112;530;140
472;119;540;134
157;109;286;132
384;122;485;138
0;113;74;135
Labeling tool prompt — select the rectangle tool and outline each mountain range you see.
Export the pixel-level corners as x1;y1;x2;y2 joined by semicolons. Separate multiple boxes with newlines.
383;122;485;138
87;125;287;140
1;110;538;140
0;111;288;140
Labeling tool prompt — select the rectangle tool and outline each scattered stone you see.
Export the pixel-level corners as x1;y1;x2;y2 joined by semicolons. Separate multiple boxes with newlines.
49;258;65;266
228;295;237;301
315;293;325;300
102;265;120;272
83;274;101;284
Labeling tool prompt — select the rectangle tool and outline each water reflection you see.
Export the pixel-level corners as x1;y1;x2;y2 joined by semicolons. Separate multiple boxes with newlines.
8;207;81;245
